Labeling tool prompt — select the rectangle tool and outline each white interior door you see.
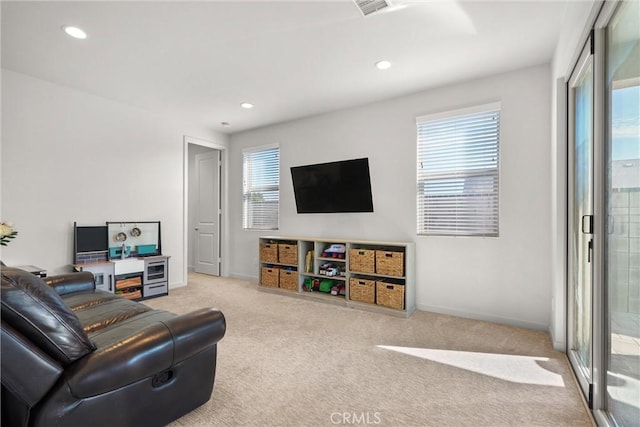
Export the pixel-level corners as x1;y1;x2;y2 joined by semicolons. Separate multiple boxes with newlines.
195;150;221;275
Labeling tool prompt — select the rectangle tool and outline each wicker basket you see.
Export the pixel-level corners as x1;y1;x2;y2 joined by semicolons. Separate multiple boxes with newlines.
349;278;375;304
120;290;142;300
261;267;279;287
376;250;405;277
349;249;375;273
279;270;298;291
278;243;298;265
376;281;405;310
260;243;278;263
115;276;142;290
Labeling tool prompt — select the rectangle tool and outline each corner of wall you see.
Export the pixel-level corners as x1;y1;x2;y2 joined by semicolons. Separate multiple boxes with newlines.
549;323;567;352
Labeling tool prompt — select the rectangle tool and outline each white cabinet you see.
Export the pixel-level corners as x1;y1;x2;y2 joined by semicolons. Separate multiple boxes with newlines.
112;259;144;300
259;236;415;317
113;259;145;275
74;256;169;300
75;262;115;293
143;256;169;298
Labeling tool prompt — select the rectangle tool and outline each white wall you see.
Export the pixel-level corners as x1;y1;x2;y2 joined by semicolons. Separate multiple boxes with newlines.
0;69;229;287
230;64;553;331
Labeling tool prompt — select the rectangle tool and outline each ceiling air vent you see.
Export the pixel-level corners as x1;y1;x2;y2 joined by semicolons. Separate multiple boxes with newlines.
354;0;391;16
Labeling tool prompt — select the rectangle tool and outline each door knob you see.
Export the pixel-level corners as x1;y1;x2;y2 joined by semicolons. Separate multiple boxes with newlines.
194;227;199;231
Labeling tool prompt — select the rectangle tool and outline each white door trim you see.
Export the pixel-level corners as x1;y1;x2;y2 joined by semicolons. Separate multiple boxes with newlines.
183;135;229;286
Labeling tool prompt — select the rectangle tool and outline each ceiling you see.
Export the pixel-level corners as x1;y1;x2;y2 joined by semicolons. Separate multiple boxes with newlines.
1;0;571;134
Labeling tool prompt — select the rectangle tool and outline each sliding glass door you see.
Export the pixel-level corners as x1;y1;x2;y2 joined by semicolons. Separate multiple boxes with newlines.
568;37;595;400
567;2;639;425
604;1;639;425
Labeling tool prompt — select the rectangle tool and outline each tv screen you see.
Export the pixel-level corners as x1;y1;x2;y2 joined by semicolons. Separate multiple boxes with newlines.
290;158;374;213
75;226;108;253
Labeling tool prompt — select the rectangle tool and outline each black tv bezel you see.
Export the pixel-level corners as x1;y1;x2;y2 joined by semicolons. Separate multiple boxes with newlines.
290;157;374;214
73;223;108;262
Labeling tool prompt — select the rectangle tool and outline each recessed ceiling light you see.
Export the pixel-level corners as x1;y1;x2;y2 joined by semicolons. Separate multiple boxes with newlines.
375;60;392;70
62;26;88;40
240;102;254;109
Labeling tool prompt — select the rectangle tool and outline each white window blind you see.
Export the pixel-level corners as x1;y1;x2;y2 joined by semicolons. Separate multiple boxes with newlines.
243;145;279;230
416;103;500;236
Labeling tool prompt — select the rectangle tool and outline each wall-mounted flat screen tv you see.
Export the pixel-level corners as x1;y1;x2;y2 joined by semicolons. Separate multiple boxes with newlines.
290;158;374;213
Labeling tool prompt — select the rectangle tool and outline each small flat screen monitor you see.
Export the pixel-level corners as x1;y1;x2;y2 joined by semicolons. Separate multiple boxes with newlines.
75;226;108;253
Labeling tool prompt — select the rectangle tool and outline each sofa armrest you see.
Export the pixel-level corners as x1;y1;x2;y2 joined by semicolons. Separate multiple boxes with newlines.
44;272;95;295
1;324;63;407
66;308;226;397
163;307;226;362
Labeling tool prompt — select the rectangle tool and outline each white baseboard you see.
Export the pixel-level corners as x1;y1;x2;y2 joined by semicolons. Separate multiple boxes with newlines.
549;329;566;352
229;272;258;282
169;281;187;289
416;303;549;332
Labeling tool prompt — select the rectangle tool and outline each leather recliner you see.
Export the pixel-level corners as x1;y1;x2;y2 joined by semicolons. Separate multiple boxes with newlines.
1;267;226;426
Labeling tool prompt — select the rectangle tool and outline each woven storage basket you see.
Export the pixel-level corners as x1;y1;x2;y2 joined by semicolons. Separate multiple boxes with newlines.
349;278;375;304
115;276;142;290
261;267;279;287
376;281;405;310
260;243;278;263
279;270;298;291
375;250;405;277
120;290;142;300
278;243;298;265
349;249;375;273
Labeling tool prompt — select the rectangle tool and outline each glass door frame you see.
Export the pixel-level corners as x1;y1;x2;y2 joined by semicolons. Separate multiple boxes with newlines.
592;1;637;425
567;2;632;425
567;34;598;403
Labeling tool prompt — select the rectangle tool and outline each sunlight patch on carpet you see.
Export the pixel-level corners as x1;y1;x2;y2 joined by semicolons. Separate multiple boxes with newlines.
377;346;565;387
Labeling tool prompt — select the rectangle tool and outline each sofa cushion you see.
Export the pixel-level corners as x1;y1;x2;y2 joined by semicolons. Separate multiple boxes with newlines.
1;268;95;365
73;297;152;334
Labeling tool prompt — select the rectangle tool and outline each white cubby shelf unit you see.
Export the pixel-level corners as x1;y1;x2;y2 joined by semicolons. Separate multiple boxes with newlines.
258;236;415;317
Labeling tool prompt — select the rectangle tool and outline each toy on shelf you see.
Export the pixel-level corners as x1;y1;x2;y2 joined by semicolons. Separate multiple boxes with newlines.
303;278;318;292
331;284;346;296
303;277;343;296
319;262;346;277
305;250;313;273
322;244;346;259
319;279;334;293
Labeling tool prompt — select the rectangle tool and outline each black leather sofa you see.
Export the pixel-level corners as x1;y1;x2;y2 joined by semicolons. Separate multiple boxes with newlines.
1;266;226;426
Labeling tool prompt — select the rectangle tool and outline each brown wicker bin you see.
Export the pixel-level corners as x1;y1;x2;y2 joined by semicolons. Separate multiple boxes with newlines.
260;243;278;263
120;290;142;300
349;249;375;273
349;278;375;304
376;281;405;310
278;244;298;265
279;270;298;291
261;267;279;287
376;250;404;277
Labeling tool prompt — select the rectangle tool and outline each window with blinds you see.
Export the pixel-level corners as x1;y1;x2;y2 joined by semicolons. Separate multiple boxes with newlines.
416;102;500;236
243;145;280;230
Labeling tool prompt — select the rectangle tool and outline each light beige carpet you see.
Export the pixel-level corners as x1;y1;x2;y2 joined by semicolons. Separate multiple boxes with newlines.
143;273;594;427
